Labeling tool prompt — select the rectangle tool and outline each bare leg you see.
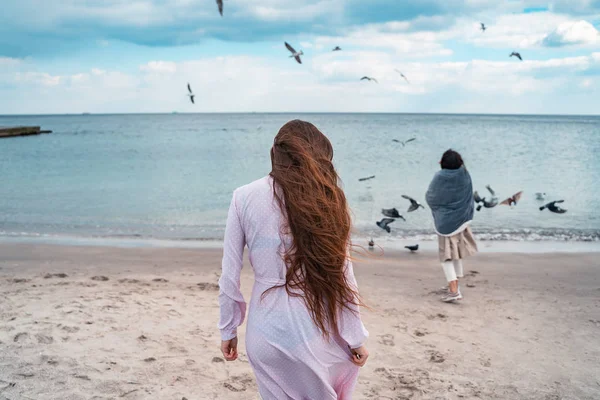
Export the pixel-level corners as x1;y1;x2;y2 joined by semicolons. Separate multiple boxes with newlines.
448;279;458;293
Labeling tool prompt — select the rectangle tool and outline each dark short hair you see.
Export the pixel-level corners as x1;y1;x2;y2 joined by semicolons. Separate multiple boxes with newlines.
440;149;464;170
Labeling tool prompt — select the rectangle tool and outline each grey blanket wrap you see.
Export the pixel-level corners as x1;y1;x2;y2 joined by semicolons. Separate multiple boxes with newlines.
425;166;474;235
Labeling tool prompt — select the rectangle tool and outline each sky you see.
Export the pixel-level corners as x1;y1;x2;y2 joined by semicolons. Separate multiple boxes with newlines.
0;0;599;115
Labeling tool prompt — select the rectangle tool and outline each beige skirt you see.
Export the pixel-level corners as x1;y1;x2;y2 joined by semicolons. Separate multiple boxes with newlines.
438;226;478;262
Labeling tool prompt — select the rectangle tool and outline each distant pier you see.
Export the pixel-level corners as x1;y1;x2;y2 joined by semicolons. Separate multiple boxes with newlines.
0;126;52;138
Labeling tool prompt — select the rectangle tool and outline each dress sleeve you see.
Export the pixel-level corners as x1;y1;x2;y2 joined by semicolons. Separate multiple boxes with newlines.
338;258;369;349
217;190;247;341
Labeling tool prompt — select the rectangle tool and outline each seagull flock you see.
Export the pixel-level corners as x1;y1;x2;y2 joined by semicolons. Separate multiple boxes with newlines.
359;135;567;252
185;5;527;103
186;8;525;103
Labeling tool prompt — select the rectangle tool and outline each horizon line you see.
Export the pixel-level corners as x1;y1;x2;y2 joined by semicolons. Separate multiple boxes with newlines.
1;111;599;118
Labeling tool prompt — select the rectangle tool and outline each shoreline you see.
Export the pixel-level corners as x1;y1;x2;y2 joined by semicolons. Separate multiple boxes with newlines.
1;234;600;253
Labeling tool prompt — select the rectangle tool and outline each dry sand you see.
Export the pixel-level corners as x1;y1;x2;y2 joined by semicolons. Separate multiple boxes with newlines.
0;243;599;400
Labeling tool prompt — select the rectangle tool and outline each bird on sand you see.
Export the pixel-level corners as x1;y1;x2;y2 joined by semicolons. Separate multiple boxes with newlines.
187;83;195;104
381;208;406;221
405;244;419;252
394;69;409;83
368;238;375;249
402;195;425;212
480;22;487;32
359;175;375;182
392;137;416;147
216;0;223;16
285;42;303;64
510;52;523;61
376;218;396;233
332;46;342;51
500;191;523;207
360;76;378;83
540;200;567;214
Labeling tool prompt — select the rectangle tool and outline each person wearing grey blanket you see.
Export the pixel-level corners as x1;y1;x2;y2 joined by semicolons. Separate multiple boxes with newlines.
426;149;478;302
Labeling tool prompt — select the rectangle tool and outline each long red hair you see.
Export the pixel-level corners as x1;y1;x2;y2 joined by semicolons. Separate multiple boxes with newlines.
268;119;361;338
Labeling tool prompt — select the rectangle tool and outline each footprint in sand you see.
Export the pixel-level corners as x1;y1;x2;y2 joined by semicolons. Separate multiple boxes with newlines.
10;278;30;283
13;332;30;342
427;313;447;321
138;335;149;341
212;357;225;363
91;276;109;281
118;278;150;286
414;329;428;337
143;357;156;362
167;309;182;317
223;374;254;392
152;278;168;283
35;334;54;344
428;350;445;363
466;283;476;288
44;273;68;279
61;326;80;333
377;334;395;346
196;282;219;291
480;357;492;367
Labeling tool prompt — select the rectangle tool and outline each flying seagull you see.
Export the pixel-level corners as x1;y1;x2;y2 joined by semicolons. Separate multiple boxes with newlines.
405;244;419;252
285;42;303;64
473;191;498;211
540;200;567;214
187;83;195;104
510;52;523;61
392;137;416;147
480;22;486;32
394;69;409;83
332;46;342;51
358;175;375;182
360;76;378;83
500;191;523;207
216;0;223;16
402;195;425;212
535;192;547;201
381;208;406;221
376;218;396;233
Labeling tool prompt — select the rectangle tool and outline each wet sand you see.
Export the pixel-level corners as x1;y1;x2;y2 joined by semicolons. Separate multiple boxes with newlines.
0;243;599;399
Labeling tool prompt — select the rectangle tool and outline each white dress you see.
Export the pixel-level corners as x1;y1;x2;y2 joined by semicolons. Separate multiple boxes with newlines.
218;176;369;399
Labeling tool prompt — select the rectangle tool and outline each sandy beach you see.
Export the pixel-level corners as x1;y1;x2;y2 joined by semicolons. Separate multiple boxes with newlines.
1;242;599;400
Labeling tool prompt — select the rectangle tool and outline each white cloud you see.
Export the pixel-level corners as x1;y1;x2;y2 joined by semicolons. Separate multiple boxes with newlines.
0;57;21;67
314;24;453;58
542;20;600;47
140;61;177;73
240;0;342;21
460;13;574;49
14;72;62;86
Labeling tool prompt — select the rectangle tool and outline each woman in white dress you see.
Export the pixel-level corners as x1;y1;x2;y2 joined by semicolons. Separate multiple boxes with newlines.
218;120;369;399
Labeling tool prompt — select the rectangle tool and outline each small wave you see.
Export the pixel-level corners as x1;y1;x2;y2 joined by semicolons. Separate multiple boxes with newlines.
1;228;599;243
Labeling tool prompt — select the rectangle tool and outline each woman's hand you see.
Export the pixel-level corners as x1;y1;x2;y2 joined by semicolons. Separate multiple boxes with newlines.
221;337;238;361
350;345;369;367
